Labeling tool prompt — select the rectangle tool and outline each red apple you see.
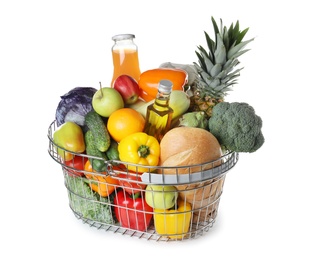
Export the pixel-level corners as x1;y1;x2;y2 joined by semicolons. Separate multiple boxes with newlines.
113;75;140;105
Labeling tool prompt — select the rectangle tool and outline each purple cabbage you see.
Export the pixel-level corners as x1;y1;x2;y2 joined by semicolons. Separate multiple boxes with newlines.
55;87;97;129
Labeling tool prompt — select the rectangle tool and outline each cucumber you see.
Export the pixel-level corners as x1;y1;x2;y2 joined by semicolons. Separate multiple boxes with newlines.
85;110;111;152
84;130;108;172
105;139;120;161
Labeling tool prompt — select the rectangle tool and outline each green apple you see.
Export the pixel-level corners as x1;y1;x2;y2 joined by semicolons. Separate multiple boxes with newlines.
92;86;124;117
145;185;178;209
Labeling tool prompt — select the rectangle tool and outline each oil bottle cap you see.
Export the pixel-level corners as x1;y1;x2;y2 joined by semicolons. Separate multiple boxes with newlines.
158;79;173;93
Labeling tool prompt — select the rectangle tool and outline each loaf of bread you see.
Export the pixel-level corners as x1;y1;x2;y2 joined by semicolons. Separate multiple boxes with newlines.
159;126;224;222
159;127;222;174
177;176;225;222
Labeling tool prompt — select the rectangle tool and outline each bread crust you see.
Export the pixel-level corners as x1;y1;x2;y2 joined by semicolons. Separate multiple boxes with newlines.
158;127;225;222
159;127;222;174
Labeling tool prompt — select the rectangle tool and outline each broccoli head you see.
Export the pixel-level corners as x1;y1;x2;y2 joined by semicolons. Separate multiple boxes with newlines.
208;102;264;153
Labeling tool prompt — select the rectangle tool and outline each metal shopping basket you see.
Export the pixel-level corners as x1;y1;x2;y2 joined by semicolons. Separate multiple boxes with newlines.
47;120;238;241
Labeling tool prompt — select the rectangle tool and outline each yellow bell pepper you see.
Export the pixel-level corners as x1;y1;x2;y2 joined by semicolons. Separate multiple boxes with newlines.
118;132;160;173
154;199;192;239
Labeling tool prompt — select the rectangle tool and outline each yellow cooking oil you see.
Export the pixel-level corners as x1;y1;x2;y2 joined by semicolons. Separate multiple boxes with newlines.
144;79;173;142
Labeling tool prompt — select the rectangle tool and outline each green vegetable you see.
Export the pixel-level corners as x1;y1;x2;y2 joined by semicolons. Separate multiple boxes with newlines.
178;111;209;129
65;174;114;224
208;102;264;153
105;139;119;161
85;110;111;152
84;130;108;171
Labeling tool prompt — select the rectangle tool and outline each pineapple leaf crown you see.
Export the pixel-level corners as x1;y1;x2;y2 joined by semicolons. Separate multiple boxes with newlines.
194;16;254;99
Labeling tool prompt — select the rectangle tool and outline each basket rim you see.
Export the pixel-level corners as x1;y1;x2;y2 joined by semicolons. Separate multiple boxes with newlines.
48;120;239;184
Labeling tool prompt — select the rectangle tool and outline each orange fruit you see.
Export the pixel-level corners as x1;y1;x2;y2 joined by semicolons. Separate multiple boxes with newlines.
107;108;145;142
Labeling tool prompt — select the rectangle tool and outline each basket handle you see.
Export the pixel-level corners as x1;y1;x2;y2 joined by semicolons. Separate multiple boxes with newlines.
141;152;238;185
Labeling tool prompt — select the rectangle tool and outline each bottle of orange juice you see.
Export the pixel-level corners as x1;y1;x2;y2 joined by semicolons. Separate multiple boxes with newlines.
111;34;141;87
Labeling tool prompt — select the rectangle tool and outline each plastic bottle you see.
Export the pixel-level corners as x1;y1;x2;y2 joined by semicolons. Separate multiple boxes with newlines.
144;79;174;142
111;34;141;87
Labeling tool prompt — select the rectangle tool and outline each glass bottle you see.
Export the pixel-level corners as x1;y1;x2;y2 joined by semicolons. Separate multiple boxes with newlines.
144;79;174;142
110;34;141;87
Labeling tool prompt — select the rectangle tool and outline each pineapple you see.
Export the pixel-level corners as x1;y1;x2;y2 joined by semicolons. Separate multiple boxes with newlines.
189;17;254;118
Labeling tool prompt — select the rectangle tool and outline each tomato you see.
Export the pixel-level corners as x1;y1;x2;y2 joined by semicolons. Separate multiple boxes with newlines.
64;155;86;177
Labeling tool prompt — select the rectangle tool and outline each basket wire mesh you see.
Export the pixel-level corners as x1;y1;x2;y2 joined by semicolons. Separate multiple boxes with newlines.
48;120;238;241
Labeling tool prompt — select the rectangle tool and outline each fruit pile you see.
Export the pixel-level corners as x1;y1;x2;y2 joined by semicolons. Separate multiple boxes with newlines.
50;17;265;240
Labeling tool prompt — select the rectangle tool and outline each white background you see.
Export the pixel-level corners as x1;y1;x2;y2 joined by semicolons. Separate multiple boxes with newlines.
1;0;310;259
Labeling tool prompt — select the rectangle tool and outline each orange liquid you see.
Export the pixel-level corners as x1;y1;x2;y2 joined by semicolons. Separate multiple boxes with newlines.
111;49;141;87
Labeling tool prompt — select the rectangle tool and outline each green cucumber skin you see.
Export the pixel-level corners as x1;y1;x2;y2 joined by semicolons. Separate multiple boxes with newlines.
84;130;108;172
105;139;119;161
85;111;111;152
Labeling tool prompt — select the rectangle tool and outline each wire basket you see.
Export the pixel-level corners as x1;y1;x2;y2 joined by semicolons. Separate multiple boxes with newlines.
47;120;238;241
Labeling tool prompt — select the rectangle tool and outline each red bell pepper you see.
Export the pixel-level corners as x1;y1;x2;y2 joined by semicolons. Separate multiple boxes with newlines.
114;189;153;231
118;171;147;195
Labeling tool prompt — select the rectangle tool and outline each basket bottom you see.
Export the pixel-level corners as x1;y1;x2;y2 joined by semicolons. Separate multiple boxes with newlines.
64;169;226;241
70;204;219;242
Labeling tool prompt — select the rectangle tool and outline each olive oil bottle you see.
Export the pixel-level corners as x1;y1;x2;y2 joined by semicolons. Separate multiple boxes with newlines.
144;79;174;142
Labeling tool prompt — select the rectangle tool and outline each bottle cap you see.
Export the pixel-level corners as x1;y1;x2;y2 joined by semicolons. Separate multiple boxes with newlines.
158;79;173;93
112;34;135;41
